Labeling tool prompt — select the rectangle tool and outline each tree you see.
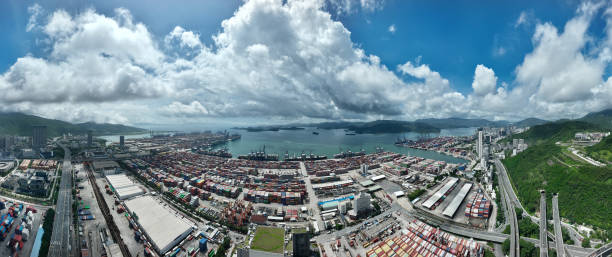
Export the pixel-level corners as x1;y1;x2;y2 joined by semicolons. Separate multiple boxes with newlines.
582;237;591;248
502;239;510;255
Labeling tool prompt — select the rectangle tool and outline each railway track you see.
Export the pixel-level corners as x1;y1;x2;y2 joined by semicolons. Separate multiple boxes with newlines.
86;166;132;257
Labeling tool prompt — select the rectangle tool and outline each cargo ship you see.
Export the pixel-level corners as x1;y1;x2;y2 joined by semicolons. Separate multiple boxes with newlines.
394;136;414;145
237;146;279;161
333;149;365;158
195;147;232;158
284;151;327;161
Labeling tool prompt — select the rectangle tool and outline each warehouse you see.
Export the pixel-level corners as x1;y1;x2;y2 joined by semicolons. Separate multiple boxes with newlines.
105;174;144;200
442;183;472;217
124;196;195;255
421;177;458;210
92;161;120;173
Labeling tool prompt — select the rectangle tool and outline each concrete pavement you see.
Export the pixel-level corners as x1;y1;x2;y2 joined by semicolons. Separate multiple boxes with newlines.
49;143;73;257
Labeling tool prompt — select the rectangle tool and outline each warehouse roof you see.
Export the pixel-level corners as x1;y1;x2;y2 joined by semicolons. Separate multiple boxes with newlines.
106;174;136;189
93;161;119;170
115;185;144;200
422;177;458;209
124;196;194;254
359;180;375;187
371;175;386;181
442;183;472;217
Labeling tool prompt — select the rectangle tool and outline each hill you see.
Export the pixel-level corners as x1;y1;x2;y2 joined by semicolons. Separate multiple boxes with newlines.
344;120;439;134
511;118;549;127
503;120;600;145
414;117;508;129
502;121;612;231
240;120;440;134
579;108;612;128
0;112;146;137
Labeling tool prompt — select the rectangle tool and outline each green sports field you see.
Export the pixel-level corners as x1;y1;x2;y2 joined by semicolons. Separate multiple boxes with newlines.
251;226;285;253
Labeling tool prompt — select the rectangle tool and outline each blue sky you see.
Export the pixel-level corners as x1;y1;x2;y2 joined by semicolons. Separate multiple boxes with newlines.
1;0;611;125
0;0;584;93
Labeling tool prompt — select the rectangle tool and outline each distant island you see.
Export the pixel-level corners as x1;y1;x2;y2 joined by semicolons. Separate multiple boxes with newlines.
0;112;147;137
239;116;554;134
234;126;306;132
238;120;441;134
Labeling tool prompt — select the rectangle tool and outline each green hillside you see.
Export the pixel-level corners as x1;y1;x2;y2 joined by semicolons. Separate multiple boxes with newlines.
586;135;612;163
415;117;508;129
0;112;146;137
502;121;612;230
511;118;549;127
579;108;612;128
503;121;600;145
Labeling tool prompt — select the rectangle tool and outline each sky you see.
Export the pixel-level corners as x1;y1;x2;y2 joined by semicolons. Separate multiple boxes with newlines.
1;0;612;128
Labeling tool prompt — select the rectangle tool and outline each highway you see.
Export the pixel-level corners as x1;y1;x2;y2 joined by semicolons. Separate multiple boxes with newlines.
552;194;565;257
540;191;549;257
588;242;612;257
495;158;520;257
48;143;73;257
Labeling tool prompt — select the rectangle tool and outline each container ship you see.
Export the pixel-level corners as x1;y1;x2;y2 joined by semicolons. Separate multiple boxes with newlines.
333;149;366;159
237;146;279;161
194;147;232;158
284;152;327;161
394;136;414;145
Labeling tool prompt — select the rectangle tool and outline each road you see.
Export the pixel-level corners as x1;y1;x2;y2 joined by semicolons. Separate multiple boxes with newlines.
588;242;612;257
495;158;520;257
552;194;565;257
540;191;548;257
48;143;73;257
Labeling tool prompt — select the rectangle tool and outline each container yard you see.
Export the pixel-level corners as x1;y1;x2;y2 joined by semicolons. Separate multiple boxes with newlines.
0;199;44;257
464;189;491;219
366;218;483;257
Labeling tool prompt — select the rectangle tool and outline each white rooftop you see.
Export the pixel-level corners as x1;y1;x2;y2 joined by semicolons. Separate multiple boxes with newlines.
442;183;472;217
422;177;458;209
106;174;136;189
115;185;144;200
124;196;194;254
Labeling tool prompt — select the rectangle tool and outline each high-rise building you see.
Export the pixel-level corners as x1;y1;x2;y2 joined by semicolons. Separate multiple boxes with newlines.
354;191;372;217
87;130;93;148
477;129;483;159
119;135;125;148
292;232;311;257
32;126;47;150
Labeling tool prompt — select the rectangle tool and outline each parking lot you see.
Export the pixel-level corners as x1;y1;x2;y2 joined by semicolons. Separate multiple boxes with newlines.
0;197;46;257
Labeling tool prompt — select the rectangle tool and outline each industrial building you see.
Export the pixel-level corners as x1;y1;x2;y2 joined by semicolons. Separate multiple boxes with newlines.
124;195;195;255
105;174;144;200
93;161;120;174
442;183;472;218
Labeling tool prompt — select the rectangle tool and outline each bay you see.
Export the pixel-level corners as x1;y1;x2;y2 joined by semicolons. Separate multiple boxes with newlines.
218;127;474;164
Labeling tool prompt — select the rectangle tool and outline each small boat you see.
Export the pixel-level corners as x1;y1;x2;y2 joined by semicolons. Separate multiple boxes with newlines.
345;133;356;136
312;131;319;135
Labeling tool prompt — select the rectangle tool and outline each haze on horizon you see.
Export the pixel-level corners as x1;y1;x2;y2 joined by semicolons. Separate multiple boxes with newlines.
1;0;612;127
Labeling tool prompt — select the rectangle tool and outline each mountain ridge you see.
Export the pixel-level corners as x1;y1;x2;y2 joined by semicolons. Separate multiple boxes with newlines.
0;112;147;137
